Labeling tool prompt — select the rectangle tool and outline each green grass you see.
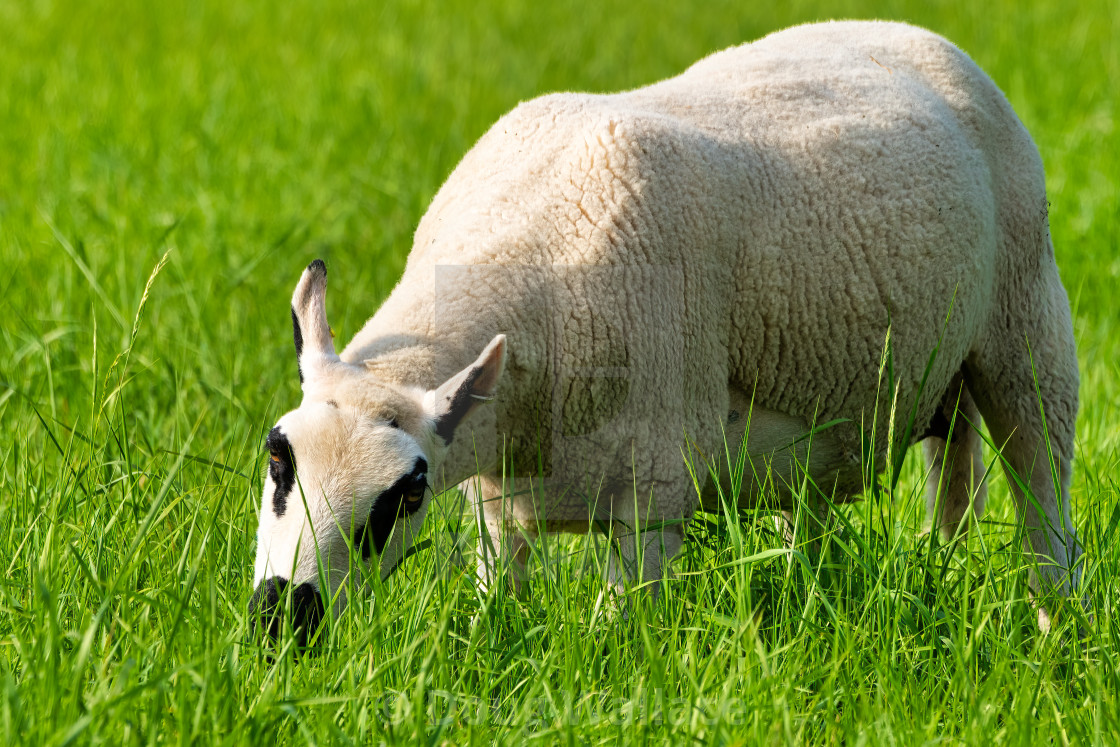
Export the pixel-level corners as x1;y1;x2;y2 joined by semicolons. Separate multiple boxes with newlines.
1;0;1118;743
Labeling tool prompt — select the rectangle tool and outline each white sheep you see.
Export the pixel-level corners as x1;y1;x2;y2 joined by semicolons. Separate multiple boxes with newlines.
249;20;1082;642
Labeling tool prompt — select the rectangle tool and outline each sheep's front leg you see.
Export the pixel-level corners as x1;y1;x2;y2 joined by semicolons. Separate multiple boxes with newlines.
608;527;683;603
773;494;830;561
476;518;531;597
465;477;531;598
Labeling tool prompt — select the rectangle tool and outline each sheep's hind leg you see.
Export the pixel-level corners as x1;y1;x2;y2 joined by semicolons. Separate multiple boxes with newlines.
467;477;531;598
922;371;988;540
967;272;1082;630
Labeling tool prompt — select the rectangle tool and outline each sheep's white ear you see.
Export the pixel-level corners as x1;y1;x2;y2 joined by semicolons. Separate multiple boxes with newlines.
428;335;506;444
290;259;340;384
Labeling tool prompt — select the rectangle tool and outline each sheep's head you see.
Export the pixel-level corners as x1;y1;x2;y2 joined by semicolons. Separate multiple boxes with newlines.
249;260;504;649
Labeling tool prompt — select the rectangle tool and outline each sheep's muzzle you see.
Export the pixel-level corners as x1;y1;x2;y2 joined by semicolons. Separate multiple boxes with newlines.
249;576;324;651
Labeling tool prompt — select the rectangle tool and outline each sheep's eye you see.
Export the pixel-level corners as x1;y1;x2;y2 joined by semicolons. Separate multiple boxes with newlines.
405;486;424;503
270;452;281;463
389;418;400;429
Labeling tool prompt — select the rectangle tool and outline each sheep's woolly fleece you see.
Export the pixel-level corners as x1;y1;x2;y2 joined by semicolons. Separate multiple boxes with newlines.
256;20;1080;611
347;20;1075;521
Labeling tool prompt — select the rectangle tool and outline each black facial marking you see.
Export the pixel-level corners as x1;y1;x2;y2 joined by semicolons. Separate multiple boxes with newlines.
291;307;304;383
266;426;297;517
434;366;484;444
353;457;429;560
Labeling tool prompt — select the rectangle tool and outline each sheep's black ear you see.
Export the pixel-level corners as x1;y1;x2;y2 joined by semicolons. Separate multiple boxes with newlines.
429;335;506;444
290;259;339;384
291;307;305;381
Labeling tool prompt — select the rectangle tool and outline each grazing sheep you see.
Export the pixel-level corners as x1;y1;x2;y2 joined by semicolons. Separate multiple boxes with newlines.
249;20;1081;642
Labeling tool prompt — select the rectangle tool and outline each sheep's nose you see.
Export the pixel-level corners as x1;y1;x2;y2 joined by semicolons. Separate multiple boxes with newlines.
249;576;324;649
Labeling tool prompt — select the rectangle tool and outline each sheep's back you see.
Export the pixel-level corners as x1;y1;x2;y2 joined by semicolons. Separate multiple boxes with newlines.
361;21;1045;463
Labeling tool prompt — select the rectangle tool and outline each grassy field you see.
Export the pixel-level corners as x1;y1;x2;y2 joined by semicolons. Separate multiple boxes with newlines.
1;0;1117;743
